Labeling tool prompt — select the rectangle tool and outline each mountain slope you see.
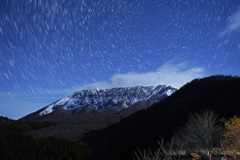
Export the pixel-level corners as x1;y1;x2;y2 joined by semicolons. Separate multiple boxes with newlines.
82;75;240;160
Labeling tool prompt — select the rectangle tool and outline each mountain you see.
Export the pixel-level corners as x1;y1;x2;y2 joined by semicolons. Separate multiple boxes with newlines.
20;85;176;141
82;75;240;160
22;85;176;119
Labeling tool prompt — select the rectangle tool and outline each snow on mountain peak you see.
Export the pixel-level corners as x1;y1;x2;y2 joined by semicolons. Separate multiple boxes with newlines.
39;85;177;116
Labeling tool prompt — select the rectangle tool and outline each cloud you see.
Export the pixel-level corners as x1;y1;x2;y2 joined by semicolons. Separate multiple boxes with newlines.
220;9;240;37
82;63;204;89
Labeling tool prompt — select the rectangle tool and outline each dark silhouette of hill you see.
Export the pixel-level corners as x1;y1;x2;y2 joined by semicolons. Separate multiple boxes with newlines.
82;75;240;160
0;116;92;160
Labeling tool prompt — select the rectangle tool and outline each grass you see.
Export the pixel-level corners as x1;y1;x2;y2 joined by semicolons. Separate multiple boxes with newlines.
135;139;240;160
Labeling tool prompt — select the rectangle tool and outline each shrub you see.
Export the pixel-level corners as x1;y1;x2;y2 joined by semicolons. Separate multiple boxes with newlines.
222;115;240;159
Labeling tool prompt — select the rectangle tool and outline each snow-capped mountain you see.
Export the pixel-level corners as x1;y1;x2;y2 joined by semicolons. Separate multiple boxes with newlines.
39;85;177;116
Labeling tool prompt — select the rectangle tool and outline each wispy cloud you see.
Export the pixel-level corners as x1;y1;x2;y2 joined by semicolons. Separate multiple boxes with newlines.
220;9;240;37
82;63;204;89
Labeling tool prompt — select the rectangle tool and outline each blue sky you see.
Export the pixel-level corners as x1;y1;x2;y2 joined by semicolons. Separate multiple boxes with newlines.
1;0;240;119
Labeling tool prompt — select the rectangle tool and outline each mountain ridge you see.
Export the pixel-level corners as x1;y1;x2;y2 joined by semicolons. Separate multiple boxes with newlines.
22;84;177;120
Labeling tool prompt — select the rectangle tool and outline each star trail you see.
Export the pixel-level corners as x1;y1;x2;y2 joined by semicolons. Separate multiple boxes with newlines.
0;0;240;119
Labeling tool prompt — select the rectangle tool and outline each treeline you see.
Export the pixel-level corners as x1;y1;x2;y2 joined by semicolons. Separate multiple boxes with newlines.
0;116;92;160
0;116;56;133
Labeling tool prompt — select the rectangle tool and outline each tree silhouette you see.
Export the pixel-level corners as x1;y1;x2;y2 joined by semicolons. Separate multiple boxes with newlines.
175;110;224;152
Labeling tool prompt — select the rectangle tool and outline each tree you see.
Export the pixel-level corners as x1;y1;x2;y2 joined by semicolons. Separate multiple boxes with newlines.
175;110;224;152
223;115;240;159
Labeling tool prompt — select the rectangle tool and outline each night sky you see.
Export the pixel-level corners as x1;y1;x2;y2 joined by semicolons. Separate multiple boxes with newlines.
1;0;240;119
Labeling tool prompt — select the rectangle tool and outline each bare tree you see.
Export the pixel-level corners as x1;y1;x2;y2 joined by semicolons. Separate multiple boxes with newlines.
175;110;224;152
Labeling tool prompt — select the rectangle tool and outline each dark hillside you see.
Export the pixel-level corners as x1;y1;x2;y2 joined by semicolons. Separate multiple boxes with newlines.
82;75;240;160
0;117;92;160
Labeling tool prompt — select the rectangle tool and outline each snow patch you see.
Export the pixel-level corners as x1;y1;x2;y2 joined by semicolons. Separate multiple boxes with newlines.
39;104;54;116
166;89;173;96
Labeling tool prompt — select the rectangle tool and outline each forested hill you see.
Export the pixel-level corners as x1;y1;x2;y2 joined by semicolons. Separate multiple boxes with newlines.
0;116;92;160
82;75;240;160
